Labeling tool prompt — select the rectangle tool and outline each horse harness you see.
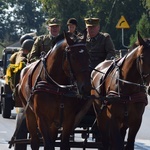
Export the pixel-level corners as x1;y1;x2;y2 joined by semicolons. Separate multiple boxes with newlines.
33;43;87;96
27;43;87;128
92;54;148;120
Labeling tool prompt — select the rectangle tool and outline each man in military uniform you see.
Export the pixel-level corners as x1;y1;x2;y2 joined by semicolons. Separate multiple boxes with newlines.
83;18;116;140
84;17;116;69
28;18;61;63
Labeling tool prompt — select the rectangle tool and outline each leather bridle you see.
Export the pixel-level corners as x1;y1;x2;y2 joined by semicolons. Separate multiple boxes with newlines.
136;54;150;86
41;43;88;93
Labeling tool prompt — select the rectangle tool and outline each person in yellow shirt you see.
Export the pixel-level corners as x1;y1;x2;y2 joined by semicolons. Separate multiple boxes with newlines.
10;39;34;64
7;39;34;92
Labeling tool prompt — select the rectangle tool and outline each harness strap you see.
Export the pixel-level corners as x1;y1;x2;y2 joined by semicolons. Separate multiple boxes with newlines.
41;56;75;89
9;62;43;148
106;91;148;105
9;90;34;148
118;78;146;88
33;81;78;98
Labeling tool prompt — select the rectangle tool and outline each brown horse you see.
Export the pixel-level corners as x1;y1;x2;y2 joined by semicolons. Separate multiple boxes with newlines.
91;32;150;150
17;32;91;150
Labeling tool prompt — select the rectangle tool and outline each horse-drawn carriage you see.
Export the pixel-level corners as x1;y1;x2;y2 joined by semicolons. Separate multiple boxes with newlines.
9;32;150;150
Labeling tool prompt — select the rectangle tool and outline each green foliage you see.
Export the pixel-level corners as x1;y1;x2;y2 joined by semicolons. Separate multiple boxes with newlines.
130;13;150;46
0;0;46;45
0;0;149;49
39;0;88;31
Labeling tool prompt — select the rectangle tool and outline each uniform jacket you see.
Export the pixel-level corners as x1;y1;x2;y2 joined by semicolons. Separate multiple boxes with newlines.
86;32;115;68
28;34;56;63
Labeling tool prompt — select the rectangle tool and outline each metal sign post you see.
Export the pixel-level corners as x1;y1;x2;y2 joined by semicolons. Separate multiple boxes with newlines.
121;28;129;48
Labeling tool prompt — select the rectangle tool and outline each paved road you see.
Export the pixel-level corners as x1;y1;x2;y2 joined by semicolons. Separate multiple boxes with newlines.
0;98;150;150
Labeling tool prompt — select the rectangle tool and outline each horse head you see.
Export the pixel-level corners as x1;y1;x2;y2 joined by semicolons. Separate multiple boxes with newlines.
62;31;91;97
137;32;150;85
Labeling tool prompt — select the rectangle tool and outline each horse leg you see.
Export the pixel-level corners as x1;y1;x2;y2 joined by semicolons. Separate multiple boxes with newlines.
61;126;72;150
60;116;76;150
109;118;124;150
26;109;40;150
125;104;145;150
36;116;56;150
125;118;143;150
98;124;110;150
96;112;110;150
120;125;128;142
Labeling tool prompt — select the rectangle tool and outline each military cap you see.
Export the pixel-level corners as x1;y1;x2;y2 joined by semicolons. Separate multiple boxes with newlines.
84;18;100;27
67;18;78;26
47;18;61;26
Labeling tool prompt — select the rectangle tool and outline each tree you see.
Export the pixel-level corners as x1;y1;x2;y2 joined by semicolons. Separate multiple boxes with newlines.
0;0;149;49
8;0;46;35
130;13;150;46
0;1;11;43
0;0;46;46
39;0;88;31
103;0;148;49
40;0;147;49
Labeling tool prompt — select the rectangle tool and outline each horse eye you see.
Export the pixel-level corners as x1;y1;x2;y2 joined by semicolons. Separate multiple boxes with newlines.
79;49;84;53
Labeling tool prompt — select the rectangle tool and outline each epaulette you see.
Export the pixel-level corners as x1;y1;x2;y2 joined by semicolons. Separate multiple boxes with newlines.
103;33;110;37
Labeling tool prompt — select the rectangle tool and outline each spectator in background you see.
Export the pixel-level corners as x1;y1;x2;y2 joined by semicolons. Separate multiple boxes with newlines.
6;38;34;97
10;39;34;64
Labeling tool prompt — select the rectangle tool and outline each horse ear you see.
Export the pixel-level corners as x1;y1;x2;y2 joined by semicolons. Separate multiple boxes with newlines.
83;28;87;43
138;31;147;47
79;28;87;43
63;31;74;45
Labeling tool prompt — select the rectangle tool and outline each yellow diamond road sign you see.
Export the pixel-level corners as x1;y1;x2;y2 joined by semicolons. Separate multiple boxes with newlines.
116;16;130;29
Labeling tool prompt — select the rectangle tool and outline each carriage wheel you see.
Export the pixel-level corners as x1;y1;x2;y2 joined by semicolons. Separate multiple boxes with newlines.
1;97;12;118
14;112;28;150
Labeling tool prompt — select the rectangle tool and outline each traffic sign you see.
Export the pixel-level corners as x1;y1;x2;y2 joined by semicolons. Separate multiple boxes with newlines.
116;16;130;29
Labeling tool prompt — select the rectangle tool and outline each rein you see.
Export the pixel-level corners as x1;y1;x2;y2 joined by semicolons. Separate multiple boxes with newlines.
41;43;87;90
41;56;75;89
38;42;88;98
136;55;150;85
92;55;147;100
117;78;146;88
65;43;88;95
